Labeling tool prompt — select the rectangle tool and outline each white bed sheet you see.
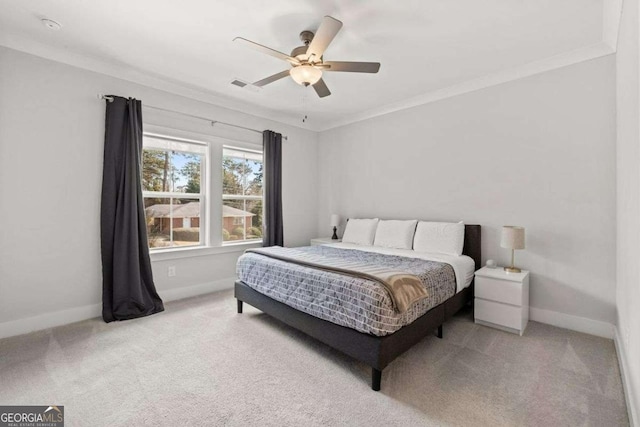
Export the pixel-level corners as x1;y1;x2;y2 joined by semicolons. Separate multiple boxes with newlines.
324;242;475;293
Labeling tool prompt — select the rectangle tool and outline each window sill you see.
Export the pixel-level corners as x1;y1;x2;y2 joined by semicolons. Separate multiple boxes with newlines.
150;241;262;262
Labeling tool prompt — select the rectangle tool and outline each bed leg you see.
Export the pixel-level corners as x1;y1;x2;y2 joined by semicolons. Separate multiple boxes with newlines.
436;324;443;339
237;299;243;314
372;368;382;391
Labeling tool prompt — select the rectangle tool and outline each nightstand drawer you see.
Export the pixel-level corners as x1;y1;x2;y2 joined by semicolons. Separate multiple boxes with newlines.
475;276;523;306
475;298;523;330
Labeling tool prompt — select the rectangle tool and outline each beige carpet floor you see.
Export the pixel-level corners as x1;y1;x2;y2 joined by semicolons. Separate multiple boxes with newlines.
0;290;629;426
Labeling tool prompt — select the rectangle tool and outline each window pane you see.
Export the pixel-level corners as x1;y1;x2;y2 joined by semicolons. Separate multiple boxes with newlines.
142;150;170;192
173;152;202;194
143;146;203;194
245;199;262;240
172;198;201;247
223;199;262;242
223;149;263;197
144;197;202;248
144;197;171;248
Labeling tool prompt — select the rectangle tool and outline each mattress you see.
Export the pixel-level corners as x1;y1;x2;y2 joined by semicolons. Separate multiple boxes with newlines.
236;245;475;336
326;242;476;292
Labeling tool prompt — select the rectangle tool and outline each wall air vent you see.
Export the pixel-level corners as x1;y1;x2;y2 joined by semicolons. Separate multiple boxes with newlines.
231;79;247;87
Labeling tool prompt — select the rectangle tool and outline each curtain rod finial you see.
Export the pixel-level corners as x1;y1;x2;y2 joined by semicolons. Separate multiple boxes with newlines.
98;93;114;102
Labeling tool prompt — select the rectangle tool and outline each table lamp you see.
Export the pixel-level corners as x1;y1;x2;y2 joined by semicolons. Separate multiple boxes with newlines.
501;226;525;273
330;214;340;240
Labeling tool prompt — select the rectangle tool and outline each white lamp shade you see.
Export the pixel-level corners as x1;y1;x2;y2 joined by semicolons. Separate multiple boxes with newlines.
330;214;341;227
290;65;322;86
501;226;525;250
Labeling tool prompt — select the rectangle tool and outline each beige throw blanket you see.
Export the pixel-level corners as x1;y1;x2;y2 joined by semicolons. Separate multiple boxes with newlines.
246;247;428;313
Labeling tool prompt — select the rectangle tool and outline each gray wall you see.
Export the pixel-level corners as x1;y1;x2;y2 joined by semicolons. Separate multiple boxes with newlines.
317;55;617;327
0;41;625;344
615;0;640;419
0;47;318;336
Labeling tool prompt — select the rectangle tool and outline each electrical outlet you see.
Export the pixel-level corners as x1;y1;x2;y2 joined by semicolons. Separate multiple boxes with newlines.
168;266;176;277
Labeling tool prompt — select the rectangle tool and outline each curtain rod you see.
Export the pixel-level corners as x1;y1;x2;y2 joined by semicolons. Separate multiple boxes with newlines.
98;94;287;140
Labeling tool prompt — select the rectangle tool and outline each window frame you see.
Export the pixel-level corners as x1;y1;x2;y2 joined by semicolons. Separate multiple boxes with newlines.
222;145;264;245
142;133;208;250
141;124;264;259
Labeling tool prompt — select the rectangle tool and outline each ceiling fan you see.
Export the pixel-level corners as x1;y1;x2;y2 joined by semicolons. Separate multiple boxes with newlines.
234;16;380;98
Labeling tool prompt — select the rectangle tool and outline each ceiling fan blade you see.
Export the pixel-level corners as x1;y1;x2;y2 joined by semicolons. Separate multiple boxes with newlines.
312;78;331;98
323;61;381;73
253;70;291;87
306;16;343;60
234;37;300;65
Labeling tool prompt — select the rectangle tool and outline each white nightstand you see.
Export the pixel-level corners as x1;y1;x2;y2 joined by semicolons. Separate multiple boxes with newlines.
310;237;342;246
474;266;529;336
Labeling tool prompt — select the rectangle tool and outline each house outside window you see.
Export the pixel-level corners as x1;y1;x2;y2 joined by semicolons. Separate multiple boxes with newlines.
142;134;206;249
222;147;263;243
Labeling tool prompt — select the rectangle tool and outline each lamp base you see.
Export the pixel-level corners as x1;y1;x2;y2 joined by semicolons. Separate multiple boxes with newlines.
504;266;522;273
331;227;339;240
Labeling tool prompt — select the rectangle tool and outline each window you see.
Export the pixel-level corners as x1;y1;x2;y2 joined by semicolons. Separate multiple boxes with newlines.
141;132;264;252
142;135;206;249
222;147;263;243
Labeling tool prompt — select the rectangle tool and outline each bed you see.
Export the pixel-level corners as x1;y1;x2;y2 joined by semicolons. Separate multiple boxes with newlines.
234;224;481;391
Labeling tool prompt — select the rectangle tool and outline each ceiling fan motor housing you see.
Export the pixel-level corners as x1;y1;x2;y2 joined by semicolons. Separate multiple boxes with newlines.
291;31;317;62
290;45;309;59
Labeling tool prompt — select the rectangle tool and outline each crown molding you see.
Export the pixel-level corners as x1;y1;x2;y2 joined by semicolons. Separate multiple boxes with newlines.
0;33;313;131
318;43;615;131
1;8;621;135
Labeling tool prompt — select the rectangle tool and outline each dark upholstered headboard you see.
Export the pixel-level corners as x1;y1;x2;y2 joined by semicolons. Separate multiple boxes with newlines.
463;224;482;271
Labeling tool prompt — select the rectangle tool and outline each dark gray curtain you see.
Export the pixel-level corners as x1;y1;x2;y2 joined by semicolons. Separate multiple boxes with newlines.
263;130;284;247
101;96;164;322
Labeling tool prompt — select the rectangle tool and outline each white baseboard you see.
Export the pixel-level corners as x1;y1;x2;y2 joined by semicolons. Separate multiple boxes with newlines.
529;306;615;338
615;327;638;427
159;277;235;302
0;303;102;340
0;278;236;340
0;282;617;343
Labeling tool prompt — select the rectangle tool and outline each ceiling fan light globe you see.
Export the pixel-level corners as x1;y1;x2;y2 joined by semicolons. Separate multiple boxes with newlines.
290;65;322;86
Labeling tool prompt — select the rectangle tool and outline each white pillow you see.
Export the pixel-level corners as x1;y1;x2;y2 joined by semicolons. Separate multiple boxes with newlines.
413;221;465;256
342;218;379;246
373;220;418;250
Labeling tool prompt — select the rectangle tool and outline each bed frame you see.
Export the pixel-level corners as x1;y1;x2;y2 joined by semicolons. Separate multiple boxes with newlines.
235;224;481;391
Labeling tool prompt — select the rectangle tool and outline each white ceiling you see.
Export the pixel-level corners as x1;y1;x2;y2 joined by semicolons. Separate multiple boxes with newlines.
0;0;614;130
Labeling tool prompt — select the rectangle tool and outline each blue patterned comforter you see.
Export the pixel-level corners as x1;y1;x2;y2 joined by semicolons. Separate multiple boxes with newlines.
236;245;456;336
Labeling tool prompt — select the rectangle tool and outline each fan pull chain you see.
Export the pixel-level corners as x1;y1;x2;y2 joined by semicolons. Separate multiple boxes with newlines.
302;94;308;123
